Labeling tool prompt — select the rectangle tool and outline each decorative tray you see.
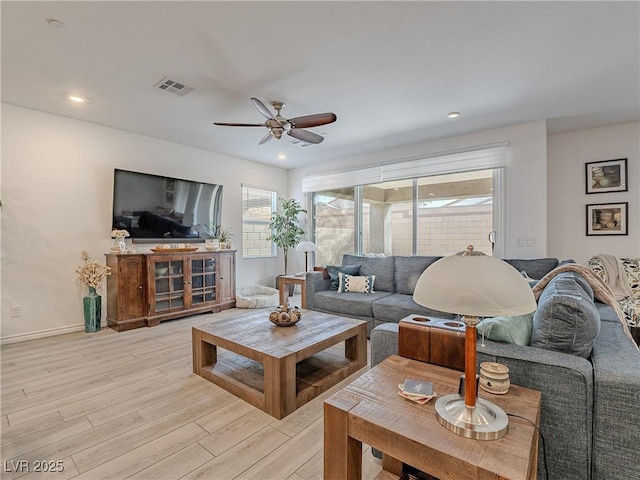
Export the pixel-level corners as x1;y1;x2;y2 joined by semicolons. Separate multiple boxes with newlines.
150;247;200;253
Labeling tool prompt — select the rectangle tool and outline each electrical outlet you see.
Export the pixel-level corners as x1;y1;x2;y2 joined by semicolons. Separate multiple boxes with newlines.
516;237;535;247
11;305;21;318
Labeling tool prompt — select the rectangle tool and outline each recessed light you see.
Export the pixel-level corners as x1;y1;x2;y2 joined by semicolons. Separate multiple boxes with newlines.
277;154;286;160
46;18;65;29
68;95;86;103
447;112;460;119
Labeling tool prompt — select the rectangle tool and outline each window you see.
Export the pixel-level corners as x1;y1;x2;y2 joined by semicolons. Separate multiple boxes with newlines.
416;170;494;256
306;145;506;260
363;179;414;256
242;186;276;258
312;169;497;260
313;189;355;266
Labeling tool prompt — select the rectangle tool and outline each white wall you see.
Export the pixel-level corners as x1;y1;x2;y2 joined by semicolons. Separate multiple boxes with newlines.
1;104;288;342
547;122;640;264
289;120;549;262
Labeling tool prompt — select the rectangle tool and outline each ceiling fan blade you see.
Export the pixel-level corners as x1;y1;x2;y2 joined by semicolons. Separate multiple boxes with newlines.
213;122;264;127
288;113;337;129
251;97;276;120
288;129;324;144
258;131;274;145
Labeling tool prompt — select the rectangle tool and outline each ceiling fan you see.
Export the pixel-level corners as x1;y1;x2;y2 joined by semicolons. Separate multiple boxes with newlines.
214;97;337;145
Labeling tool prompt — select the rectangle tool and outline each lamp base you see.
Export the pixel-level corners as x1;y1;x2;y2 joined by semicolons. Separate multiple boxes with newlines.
434;394;508;440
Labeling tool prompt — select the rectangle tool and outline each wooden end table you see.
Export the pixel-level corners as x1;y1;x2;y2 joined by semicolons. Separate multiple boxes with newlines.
324;355;541;480
192;310;366;419
278;274;307;308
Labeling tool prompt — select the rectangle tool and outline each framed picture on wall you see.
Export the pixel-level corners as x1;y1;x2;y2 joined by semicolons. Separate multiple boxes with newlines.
586;202;628;236
585;158;628;194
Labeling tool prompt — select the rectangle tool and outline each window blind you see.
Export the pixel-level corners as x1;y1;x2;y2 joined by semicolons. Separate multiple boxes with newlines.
301;143;507;192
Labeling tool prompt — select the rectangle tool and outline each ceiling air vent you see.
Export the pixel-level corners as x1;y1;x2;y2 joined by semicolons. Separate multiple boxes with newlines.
154;77;194;97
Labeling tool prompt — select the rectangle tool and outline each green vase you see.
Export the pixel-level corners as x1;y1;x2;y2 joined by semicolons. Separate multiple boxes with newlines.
83;287;101;333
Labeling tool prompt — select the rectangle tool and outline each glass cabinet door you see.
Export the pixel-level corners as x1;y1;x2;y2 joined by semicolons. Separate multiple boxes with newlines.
191;256;216;305
153;259;185;312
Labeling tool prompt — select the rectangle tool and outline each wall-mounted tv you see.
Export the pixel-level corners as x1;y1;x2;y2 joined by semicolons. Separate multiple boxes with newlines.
112;169;223;241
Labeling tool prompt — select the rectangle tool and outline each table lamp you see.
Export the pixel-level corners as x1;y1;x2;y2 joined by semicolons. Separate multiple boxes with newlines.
295;241;317;272
413;245;536;440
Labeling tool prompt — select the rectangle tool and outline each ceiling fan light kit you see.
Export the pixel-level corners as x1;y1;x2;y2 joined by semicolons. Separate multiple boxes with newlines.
214;97;336;145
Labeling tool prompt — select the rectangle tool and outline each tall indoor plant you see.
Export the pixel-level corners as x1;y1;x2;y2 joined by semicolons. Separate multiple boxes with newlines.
268;197;307;274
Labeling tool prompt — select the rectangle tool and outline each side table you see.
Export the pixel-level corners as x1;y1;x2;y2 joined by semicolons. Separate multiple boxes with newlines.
324;355;541;480
278;274;306;308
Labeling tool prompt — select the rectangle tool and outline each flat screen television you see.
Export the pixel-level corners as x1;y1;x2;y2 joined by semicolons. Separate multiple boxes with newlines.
112;169;223;241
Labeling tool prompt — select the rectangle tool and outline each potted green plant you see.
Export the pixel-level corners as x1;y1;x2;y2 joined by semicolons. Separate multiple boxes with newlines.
267;198;307;275
215;225;234;249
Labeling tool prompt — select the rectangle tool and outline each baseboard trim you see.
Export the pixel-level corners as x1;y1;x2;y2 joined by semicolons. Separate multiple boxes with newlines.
0;323;92;345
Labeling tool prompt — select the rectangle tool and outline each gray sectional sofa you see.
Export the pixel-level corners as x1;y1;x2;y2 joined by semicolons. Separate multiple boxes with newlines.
361;257;640;480
304;253;559;335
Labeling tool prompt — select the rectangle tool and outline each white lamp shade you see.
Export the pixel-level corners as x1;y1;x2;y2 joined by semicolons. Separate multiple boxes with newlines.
296;241;317;252
413;250;536;318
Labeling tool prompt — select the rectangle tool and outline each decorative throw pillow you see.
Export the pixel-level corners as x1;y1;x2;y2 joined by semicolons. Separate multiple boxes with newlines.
477;312;535;346
327;264;361;290
337;273;376;293
531;272;600;358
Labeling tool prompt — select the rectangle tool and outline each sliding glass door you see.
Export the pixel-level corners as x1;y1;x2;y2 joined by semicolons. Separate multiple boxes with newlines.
312;169;496;262
313;188;356;266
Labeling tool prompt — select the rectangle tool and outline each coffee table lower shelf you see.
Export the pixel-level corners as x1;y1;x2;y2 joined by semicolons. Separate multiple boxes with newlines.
197;349;361;417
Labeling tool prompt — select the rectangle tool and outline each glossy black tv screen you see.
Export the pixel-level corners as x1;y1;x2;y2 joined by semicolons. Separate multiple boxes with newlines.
112;169;223;240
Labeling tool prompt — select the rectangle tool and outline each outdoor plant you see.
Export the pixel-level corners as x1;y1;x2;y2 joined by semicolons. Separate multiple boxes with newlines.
267;198;307;274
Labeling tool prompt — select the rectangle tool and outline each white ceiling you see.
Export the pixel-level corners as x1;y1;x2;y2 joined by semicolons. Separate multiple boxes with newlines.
2;1;639;170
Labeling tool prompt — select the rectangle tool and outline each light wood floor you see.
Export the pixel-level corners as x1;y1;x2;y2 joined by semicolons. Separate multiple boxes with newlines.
0;306;382;480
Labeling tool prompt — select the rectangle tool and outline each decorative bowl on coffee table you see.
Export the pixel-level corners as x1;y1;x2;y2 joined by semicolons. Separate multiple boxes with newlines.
269;305;301;327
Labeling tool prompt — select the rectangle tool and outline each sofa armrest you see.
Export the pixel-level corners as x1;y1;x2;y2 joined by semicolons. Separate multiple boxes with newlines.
477;339;594;480
304;271;331;311
591;321;640;480
370;323;399;367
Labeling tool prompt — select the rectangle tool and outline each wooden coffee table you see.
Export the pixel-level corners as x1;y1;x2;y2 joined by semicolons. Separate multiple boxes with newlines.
192;310;367;419
324;355;541;480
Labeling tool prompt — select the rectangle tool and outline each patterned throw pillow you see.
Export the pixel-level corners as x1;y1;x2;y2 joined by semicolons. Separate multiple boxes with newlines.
620;257;640;296
337;273;376;293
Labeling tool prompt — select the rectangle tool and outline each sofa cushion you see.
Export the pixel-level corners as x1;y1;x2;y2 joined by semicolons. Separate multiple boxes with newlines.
531;272;600;358
338;273;375;293
327;264;361;290
314;290;393;317
342;254;396;292
503;258;559;279
477;312;534;346
371;293;456;324
394;256;441;295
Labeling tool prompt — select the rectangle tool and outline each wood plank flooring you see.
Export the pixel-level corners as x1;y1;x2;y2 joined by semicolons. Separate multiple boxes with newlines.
1;306;383;480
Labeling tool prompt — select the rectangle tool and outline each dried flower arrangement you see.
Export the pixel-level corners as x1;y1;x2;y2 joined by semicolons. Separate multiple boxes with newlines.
111;229;130;239
76;250;111;289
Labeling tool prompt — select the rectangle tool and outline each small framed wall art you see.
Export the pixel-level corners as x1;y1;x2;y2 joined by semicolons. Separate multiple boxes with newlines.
585;158;628;194
586;202;628;236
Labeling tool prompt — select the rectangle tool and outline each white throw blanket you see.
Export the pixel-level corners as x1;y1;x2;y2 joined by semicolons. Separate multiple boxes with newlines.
592;254;635;300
